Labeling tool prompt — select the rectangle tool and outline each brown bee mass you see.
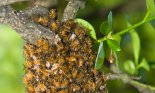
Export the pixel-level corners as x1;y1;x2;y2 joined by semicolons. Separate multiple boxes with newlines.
23;9;107;93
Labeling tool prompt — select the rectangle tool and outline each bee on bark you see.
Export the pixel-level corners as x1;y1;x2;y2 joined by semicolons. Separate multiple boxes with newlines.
49;9;57;20
36;38;49;51
37;16;49;26
49;20;59;32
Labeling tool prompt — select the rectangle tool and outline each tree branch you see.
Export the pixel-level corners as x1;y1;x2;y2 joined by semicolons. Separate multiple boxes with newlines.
106;73;155;93
0;6;60;45
0;0;27;6
0;0;84;45
62;0;85;22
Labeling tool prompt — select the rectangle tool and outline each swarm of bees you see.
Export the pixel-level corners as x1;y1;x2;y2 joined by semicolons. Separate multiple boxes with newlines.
23;8;107;93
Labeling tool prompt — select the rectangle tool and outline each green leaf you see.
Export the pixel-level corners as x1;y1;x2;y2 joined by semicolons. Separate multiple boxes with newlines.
95;42;105;70
130;31;140;65
100;21;110;35
146;0;155;15
138;58;150;71
108;11;113;30
126;20;140;65
124;60;137;75
100;11;113;35
75;18;97;40
107;39;121;51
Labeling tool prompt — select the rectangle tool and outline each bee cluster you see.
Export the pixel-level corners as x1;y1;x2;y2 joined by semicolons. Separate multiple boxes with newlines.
23;9;107;93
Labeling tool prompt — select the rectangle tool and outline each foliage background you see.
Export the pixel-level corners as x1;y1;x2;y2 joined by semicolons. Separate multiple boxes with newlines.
0;0;155;93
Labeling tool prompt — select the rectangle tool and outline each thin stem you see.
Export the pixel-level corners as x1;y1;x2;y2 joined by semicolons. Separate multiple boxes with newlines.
143;11;150;21
117;12;155;35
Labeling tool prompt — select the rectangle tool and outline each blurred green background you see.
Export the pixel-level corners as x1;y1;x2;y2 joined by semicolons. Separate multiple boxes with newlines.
0;0;155;93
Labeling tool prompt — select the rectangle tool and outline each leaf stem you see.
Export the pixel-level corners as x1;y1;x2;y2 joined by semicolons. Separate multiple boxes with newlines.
97;37;106;43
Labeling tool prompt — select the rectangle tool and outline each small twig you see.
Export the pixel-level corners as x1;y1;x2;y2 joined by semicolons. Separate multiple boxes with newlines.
62;0;85;22
106;73;155;93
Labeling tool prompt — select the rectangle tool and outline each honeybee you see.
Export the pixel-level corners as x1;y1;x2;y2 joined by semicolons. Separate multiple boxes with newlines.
36;38;49;51
49;20;59;32
63;19;75;30
67;56;76;62
59;90;68;93
39;83;47;92
60;79;69;88
74;25;86;40
24;43;35;57
27;85;35;93
24;71;35;81
41;69;49;77
25;60;33;68
37;16;49;26
72;69;78;78
53;81;61;88
35;83;47;92
71;84;81;92
49;9;57;20
70;39;80;51
78;60;84;67
50;87;57;93
56;42;64;52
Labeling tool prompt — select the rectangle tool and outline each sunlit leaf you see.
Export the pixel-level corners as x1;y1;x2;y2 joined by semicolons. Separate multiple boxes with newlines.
75;18;97;40
126;21;140;65
124;60;137;75
107;39;121;51
146;0;155;15
95;42;105;70
138;58;150;71
130;31;140;65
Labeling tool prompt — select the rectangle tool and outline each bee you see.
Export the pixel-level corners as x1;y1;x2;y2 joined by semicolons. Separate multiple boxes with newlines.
37;16;49;26
23;76;28;85
24;43;35;57
27;85;35;93
71;84;81;92
72;69;78;78
74;26;86;40
66;56;76;62
61;79;69;88
70;39;80;51
58;56;65;65
49;9;57;20
59;90;68;93
85;37;92;47
33;57;41;65
53;81;61;88
49;20;59;32
93;68;97;75
36;38;49;51
35;83;47;92
50;87;57;93
56;42;64;52
78;60;84;67
24;71;35;81
39;83;47;92
41;69;49;77
25;60;33;68
63;19;75;30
